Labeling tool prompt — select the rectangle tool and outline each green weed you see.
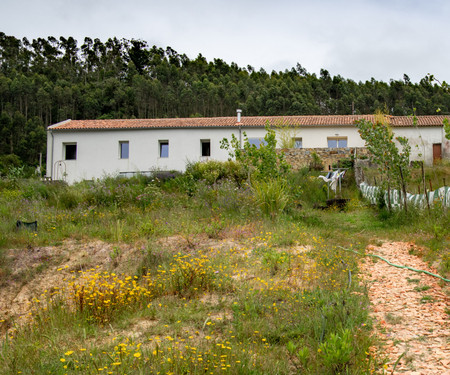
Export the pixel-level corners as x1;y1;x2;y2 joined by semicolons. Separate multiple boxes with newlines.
252;178;290;219
413;285;431;292
318;328;353;373
420;295;434;304
385;313;403;325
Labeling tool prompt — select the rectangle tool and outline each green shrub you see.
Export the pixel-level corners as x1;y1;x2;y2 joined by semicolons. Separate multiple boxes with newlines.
136;184;163;211
220;124;290;180
319;328;353;372
0;154;22;177
309;152;324;171
80;176;145;207
215;179;254;214
21;179;50;200
190;178;255;218
57;188;82;209
332;157;354;169
252;178;290;219
289;171;328;208
186;160;222;185
194;182;218;208
171;172;198;196
185;160;246;186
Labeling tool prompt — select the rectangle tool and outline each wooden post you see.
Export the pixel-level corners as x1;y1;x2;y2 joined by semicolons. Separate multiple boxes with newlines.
387;181;392;212
399;166;408;213
421;162;430;211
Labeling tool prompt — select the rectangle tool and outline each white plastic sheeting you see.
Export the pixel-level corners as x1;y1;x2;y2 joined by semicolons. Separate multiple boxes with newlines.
360;182;450;208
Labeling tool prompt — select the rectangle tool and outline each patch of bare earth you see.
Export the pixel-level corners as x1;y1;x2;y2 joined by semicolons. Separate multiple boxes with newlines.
0;231;251;331
0;240;142;327
361;242;449;374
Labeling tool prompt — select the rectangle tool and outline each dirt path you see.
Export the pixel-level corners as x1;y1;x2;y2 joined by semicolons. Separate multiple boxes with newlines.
361;242;449;374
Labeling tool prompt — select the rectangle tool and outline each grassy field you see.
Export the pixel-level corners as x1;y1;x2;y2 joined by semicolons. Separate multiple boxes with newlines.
0;165;448;374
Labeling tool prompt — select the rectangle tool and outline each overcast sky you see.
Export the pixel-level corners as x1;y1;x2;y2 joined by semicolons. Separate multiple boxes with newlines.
3;0;449;83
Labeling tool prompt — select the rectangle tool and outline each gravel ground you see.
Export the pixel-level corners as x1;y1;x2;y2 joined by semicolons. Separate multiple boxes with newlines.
361;242;449;375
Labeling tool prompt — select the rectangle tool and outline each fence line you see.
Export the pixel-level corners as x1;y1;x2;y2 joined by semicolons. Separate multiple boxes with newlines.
359;182;450;208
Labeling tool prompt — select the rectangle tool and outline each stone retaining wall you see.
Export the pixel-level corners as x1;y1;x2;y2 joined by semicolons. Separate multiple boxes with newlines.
278;147;370;170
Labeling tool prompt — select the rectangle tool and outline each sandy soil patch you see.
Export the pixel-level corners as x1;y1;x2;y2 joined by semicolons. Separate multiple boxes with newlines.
361;242;449;374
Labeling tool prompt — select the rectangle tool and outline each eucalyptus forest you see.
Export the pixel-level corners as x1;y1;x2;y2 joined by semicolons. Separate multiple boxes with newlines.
1;32;450;169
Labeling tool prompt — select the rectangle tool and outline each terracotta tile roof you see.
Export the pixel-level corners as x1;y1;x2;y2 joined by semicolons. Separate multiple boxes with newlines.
48;115;449;131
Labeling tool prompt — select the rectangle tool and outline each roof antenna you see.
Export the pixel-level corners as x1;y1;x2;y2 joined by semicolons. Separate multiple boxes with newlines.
237;109;242;123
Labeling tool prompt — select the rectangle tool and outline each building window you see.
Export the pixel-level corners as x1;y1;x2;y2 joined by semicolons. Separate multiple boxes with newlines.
119;141;129;159
248;138;267;148
327;137;347;148
201;139;211;157
159;140;169;158
64;143;77;160
293;138;303;148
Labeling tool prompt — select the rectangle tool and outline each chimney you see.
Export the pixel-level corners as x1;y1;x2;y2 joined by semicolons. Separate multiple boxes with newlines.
236;109;242;123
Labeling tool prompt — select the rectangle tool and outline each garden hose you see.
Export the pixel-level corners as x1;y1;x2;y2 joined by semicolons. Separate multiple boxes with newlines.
337;246;450;283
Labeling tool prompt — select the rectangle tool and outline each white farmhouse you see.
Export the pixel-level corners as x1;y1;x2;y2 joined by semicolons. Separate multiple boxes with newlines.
46;113;449;184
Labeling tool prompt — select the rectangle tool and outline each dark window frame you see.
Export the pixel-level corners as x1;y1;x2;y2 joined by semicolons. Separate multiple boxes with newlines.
201;139;211;157
64;143;77;160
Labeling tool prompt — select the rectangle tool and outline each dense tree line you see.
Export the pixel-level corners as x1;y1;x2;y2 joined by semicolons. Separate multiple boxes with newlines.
1;32;450;168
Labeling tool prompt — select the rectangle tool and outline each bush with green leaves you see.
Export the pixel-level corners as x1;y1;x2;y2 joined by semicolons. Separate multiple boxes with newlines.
220;123;290;181
192;178;255;218
309;152;324;171
288;168;328;208
80;176;142;207
0;154;22;177
332;157;354;169
444;117;450;140
185;159;246;186
220;124;293;218
167;171;199;197
136;184;164;211
356;115;411;212
214;179;254;214
252;178;290;219
319;328;353;372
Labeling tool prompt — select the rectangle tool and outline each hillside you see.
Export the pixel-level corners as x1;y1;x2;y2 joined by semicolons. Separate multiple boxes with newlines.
1;32;450;169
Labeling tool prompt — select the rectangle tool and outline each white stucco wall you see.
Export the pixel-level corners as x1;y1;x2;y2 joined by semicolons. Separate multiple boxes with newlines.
46;125;447;184
48;127;246;183
291;127;364;148
393;126;449;165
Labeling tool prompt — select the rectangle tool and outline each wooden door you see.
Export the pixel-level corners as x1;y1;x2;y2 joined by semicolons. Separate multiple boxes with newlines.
433;143;442;163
